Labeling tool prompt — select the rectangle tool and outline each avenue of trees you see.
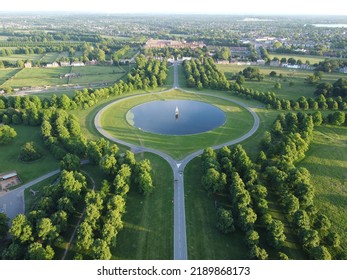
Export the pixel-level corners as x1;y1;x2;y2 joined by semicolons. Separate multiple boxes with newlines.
200;111;346;259
183;58;229;90
259;112;345;259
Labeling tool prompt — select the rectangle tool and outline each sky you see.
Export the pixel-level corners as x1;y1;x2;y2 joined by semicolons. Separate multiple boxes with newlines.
0;0;346;15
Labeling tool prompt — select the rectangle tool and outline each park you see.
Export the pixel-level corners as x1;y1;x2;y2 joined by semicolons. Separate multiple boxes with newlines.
0;14;346;260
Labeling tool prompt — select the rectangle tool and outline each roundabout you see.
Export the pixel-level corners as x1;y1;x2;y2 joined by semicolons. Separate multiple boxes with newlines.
94;62;260;260
97;89;255;160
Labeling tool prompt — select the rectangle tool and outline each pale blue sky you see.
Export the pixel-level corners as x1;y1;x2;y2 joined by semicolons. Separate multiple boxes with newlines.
0;0;346;15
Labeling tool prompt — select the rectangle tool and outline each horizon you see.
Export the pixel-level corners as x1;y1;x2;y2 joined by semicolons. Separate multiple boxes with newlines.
0;0;346;16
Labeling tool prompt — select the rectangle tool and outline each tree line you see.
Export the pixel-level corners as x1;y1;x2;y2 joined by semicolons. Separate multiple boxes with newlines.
183;58;229;90
259;112;345;259
201;145;287;260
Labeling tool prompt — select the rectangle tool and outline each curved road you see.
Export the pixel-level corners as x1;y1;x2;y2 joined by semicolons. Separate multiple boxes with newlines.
94;62;260;260
0;62;259;260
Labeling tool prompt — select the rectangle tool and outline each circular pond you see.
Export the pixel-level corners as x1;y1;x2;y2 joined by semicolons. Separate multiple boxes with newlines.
126;100;226;135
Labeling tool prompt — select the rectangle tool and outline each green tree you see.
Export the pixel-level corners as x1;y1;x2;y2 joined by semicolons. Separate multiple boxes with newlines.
99;154;117;176
9;214;33;243
18;142;42;162
244;229;260;248
282;194;300;215
0;125;17;144
267;219;286;249
293;209;310;229
36;218;58;243
28;242;55;260
60;153;80;171
76;221;94;251
299;228;320;250
238;207;257;232
216;208;235;234
310;245;331;260
313;214;331;235
202;168;226;193
0;213;9;240
249;245;268;260
325;231;340;248
91;238;111;260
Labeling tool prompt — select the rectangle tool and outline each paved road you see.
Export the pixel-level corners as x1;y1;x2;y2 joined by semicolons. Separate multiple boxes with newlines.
0;160;89;220
94;61;259;260
0;170;60;219
0;63;259;260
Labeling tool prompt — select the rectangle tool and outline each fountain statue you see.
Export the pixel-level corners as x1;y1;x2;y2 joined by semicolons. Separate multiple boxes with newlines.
175;106;179;119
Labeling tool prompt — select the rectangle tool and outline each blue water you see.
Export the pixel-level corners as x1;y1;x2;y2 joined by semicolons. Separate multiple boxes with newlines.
127;100;226;135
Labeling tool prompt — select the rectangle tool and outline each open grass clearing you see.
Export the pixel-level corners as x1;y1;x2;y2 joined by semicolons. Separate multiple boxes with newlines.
218;64;347;100
268;53;327;65
0;125;60;184
2;67;70;88
113;153;174;259
99;89;254;160
0;53;44;62
0;68;21;86
298;125;347;248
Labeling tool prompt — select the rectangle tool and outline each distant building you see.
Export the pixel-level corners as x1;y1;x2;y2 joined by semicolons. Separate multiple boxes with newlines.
60;62;71;67
46;62;59;68
71;62;85;67
339;66;347;74
85;59;98;65
145;39;205;50
0;171;21;192
257;59;266;65
270;60;280;67
24;62;32;68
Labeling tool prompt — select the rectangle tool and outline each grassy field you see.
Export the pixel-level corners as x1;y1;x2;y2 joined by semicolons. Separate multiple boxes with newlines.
69;65;126;84
40;52;60;64
298;125;347;248
0;125;60;184
113;153;174;259
0;68;21;86
217;64;347;100
0;53;44;62
1;65;129;89
185;157;249;259
2;67;70;88
99;89;254;160
268;53;326;65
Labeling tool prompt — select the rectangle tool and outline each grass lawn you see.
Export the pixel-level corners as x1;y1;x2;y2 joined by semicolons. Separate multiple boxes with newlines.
0;125;60;184
40;52;60;63
268;53;326;65
0;68;21;86
0;53;44;62
2;67;70;88
100;89;254;160
217;64;347;100
69;65;126;84
185;156;249;259
298;125;347;248
112;153;174;259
